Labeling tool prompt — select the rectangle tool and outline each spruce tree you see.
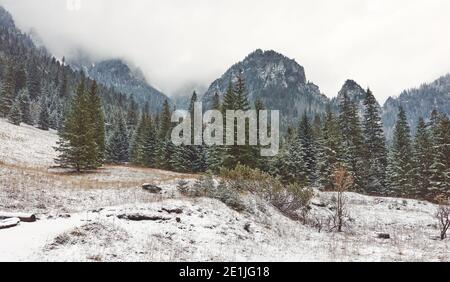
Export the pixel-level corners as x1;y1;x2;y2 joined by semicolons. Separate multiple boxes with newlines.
362;88;387;193
55;77;99;171
206;92;223;173
0;64;16;117
156;99;174;170
27;60;41;100
413;117;433;198
38;98;50;130
388;106;414;196
222;74;254;168
429;114;450;197
17;89;32;125
87;81;105;162
7;98;22;126
106;112;129;164
339;92;366;191
298;111;316;184
317;104;342;189
272;130;308;185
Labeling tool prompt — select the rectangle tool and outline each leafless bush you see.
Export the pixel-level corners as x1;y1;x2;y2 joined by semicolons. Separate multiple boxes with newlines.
435;195;450;240
329;165;353;232
220;164;313;220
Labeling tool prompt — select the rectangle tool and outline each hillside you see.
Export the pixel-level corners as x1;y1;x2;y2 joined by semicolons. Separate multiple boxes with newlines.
0;118;449;262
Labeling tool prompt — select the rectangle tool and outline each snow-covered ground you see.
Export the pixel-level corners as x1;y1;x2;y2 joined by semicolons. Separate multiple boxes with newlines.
0;118;449;262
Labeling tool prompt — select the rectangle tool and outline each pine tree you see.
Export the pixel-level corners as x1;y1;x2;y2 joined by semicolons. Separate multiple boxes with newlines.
388;106;414;196
317;104;342;189
7;98;22;126
413;117;433;198
222;73;254;168
0;64;16;117
339;92;366;191
38;98;50;130
172;92;202;172
156;99;174;170
362;88;387;193
272;130;308;185
106;112;129;164
130;112;157;167
298;111;316;184
206;92;223;173
87;81;105;162
429;114;450;197
27;60;41;100
17;89;32;125
58;67;68;98
55;77;99;171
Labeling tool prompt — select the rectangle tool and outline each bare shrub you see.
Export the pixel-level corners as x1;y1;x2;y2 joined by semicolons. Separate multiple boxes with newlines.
329;165;353;232
435;195;450;240
220;164;313;220
183;174;246;211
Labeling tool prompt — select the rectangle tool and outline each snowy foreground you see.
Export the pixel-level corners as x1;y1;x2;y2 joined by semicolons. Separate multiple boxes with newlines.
0;119;449;262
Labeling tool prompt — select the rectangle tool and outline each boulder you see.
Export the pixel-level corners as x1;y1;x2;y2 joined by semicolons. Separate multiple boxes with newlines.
142;184;162;193
0;212;36;222
377;233;390;239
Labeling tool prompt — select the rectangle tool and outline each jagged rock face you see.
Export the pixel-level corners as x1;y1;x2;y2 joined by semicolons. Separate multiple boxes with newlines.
87;59;172;113
331;79;373;117
202;49;329;124
382;74;450;139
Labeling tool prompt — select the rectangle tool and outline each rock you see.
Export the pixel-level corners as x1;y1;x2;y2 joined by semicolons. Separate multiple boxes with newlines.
244;223;251;233
142;184;162;193
176;217;181;223
311;201;327;208
0;217;20;229
162;208;183;214
117;213;170;221
377;233;390;239
0;212;36;223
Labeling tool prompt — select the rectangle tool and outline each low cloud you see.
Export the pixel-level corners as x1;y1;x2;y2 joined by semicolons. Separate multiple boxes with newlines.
1;0;450;102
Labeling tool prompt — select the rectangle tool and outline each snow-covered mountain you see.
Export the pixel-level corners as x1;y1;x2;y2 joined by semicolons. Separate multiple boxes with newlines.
202;49;329;124
382;74;450;139
85;59;172;113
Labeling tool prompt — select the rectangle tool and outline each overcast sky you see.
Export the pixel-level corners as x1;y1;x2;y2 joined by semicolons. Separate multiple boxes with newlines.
1;0;450;102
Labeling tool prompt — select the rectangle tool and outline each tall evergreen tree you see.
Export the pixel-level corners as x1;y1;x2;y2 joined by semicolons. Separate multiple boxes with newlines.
106;112;129;164
298;111;316;184
272;130;308;185
55;77;99;171
429;114;450;197
222;73;254;168
362;88;387;193
317;104;342;189
206;92;224;173
0;63;16;117
17;89;32;125
87;81;105;162
339;92;366;191
388;106;414;196
7;98;22;126
156;99;174;170
38;98;50;131
413;117;434;197
27;60;41;100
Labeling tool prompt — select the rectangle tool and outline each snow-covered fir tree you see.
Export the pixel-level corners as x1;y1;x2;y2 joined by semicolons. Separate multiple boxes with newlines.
362;88;387;194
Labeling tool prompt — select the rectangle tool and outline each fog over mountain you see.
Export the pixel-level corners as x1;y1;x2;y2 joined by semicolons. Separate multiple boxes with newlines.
1;0;450;101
